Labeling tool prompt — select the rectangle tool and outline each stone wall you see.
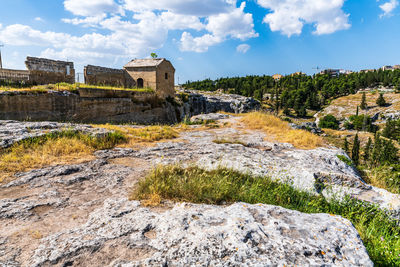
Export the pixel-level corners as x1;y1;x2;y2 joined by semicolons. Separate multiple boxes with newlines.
25;57;75;84
156;60;175;98
0;68;30;83
0;91;178;124
84;65;135;87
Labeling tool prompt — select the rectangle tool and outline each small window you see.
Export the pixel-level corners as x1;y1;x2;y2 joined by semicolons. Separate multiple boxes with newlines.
66;65;70;75
165;73;168;80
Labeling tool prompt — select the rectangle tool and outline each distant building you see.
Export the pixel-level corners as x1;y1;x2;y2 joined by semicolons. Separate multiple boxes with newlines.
272;74;283;81
320;69;340;77
382;65;394;71
291;72;304;77
360;69;375;73
394;65;400;69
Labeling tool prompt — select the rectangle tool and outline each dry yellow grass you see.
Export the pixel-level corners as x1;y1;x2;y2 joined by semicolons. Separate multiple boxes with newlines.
95;124;178;146
0;137;94;183
241;112;324;149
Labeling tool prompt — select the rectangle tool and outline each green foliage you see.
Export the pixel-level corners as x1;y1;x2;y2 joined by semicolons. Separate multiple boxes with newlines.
376;93;387;107
382;119;400;142
318;114;339;129
351;134;360;166
132;165;400;266
370;133;399;167
343;137;349;153
364;137;372;162
183;69;400;117
347;115;377;132
337;155;354;167
151;52;158;59
360;92;367;110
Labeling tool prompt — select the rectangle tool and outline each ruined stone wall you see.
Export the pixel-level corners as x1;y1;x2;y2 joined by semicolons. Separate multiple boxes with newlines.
25;57;75;84
0;69;30;83
0;91;178;124
156;60;175;98
84;65;135;87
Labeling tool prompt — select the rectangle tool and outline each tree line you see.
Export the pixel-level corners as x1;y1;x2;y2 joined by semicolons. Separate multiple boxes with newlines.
183;69;400;113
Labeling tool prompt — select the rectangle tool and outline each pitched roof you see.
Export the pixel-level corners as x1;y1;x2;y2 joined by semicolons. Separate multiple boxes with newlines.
124;58;166;68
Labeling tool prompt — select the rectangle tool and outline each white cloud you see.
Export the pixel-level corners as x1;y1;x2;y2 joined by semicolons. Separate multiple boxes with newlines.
34;17;44;22
0;0;258;67
257;0;351;37
62;15;106;27
180;2;258;52
380;0;399;17
123;0;234;16
236;44;250;53
64;0;123;17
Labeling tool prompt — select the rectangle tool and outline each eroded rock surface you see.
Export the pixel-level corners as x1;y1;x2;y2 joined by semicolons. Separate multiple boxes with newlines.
0;114;394;266
29;200;372;267
0;120;110;148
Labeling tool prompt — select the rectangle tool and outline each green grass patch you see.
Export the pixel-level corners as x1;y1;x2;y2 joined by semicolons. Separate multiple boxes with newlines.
132;165;400;266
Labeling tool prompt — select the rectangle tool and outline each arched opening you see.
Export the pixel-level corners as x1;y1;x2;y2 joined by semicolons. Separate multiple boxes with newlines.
137;78;144;88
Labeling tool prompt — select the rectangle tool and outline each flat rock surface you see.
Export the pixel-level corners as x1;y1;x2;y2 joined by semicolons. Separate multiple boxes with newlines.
0;114;394;266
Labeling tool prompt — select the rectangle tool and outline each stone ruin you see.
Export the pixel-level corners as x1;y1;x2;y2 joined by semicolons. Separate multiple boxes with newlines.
0;56;75;85
83;65;135;88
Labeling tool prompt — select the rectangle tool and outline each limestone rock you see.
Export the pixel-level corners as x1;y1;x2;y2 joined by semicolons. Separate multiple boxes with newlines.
29;199;372;267
190;113;230;123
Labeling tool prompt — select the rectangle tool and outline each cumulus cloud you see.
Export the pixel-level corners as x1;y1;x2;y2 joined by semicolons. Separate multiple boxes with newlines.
0;0;258;66
123;0;234;16
257;0;351;37
64;0;123;17
180;2;258;52
379;0;399;17
236;44;250;53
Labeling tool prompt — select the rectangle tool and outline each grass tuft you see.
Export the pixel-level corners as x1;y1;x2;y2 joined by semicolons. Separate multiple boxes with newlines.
0;130;126;183
241;112;323;149
95;124;178;145
131;165;400;266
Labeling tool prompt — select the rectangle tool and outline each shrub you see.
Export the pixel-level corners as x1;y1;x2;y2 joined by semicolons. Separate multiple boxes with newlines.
376;93;387;107
318;115;339;129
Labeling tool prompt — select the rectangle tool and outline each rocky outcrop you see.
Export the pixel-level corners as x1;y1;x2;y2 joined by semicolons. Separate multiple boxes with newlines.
28;200;372;267
0;115;394;266
0;120;110;148
0;90;259;124
178;90;260;119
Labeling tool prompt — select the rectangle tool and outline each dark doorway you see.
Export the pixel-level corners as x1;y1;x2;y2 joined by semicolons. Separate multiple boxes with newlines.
137;78;144;88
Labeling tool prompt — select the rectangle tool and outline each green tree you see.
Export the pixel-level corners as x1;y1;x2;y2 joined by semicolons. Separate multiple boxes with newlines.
151;52;158;59
351;134;360;165
360;92;367;110
364;137;372;163
376;93;386;107
343;137;349;153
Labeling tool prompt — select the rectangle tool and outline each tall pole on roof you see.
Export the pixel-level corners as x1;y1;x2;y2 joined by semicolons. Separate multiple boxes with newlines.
0;44;4;69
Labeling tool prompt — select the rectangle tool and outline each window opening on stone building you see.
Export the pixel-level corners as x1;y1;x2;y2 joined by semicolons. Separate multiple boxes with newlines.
137;78;144;88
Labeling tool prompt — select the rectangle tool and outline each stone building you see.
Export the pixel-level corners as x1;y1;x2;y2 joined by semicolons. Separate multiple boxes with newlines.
123;58;175;98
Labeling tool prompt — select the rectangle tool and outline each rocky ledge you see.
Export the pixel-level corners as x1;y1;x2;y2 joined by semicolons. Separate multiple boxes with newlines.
1;113;398;266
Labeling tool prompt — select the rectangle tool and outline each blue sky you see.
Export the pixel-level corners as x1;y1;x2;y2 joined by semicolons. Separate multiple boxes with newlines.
0;0;399;83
